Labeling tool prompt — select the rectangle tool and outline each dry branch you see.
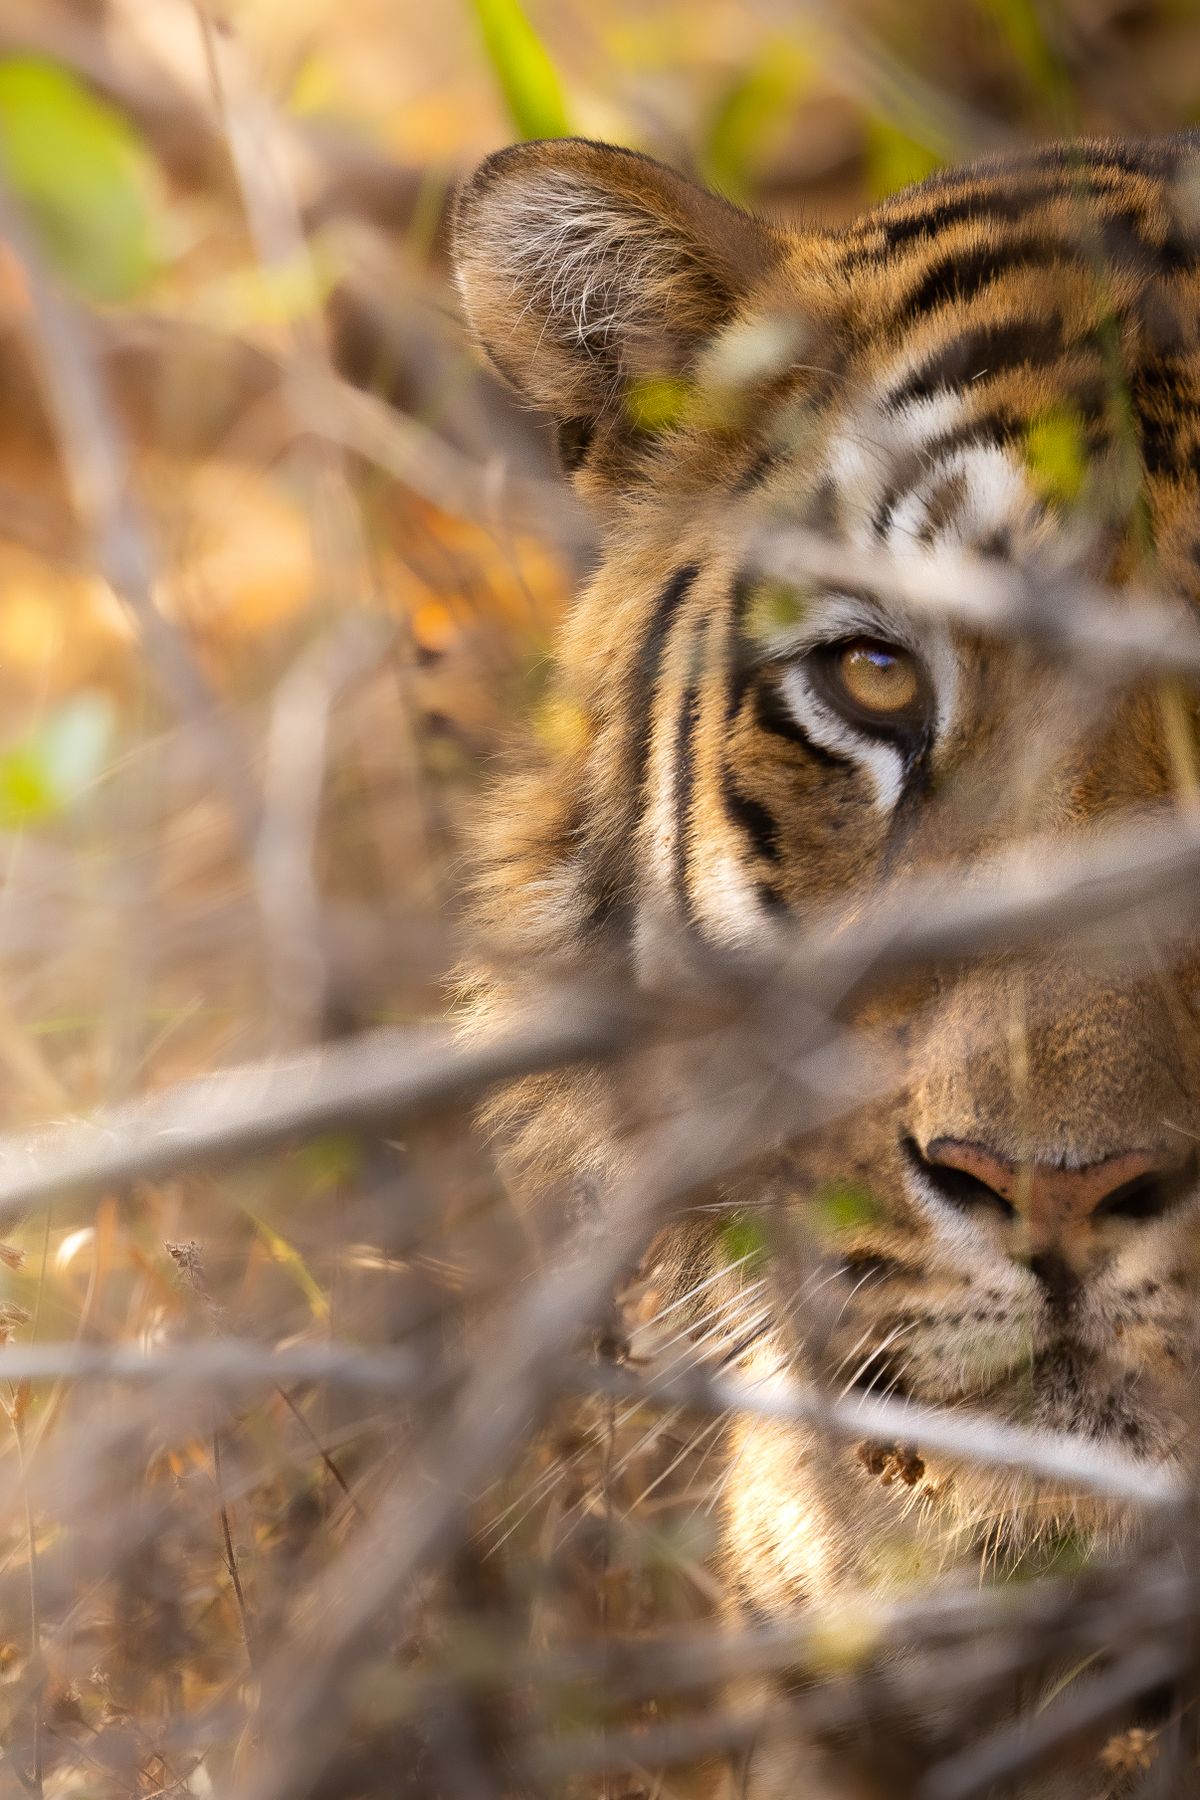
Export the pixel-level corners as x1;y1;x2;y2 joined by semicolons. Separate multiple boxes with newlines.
789;808;1200;1003
574;1359;1181;1508
0;2;431;227
0;1011;626;1226
0;803;1194;1219
756;525;1200;676
0;1339;424;1389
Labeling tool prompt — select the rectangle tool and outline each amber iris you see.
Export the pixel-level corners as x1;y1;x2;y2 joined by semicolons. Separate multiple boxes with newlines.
832;638;921;721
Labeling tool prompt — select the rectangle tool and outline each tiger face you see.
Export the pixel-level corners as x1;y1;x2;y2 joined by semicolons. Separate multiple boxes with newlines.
453;136;1200;1601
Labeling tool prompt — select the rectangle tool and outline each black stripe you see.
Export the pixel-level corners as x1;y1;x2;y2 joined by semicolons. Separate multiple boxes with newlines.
1131;410;1177;480
879;733;935;868
1130;359;1200;478
1007;139;1188;182
887;313;1073;410
629;563;699;797
1136;411;1200;482
734;447;782;493
555;416;595;472
848;133;1199;262
720;768;782;865
754;876;787;914
873;372;1127;539
752;675;854;770
866;175;1137;256
672;679;700;921
1095;206;1189;273
906;203;1198;297
877;184;1081;253
867;139;1191;221
891;235;1087;332
725;576;760;723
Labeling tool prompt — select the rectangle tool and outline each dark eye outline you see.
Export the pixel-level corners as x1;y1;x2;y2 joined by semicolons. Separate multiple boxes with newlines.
804;636;933;745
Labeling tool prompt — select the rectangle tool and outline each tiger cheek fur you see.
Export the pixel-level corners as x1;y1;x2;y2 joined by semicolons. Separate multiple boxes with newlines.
453;133;1200;1793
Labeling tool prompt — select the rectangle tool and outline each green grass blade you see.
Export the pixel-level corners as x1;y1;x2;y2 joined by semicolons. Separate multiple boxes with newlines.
469;0;571;140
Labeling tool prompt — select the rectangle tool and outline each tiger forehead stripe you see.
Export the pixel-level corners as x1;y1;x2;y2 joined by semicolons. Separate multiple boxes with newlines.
885;231;1121;334
878;230;1185;330
808;145;1200;576
838;137;1200;261
885;315;1073;412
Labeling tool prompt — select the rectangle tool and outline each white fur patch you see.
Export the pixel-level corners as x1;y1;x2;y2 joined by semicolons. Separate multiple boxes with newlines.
823;389;968;547
779;661;906;811
822;352;1044;566
690;844;773;949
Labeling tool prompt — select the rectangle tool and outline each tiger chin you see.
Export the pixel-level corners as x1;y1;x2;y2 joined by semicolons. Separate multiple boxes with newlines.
452;131;1200;1796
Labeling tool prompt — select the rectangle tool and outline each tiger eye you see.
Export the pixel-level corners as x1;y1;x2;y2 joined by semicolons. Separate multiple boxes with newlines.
836;640;920;717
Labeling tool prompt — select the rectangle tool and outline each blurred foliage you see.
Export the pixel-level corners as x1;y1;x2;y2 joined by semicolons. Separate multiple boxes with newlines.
719;1212;770;1275
986;0;1076;117
0;690;114;826
864;117;945;198
701;38;815;199
815;1179;884;1236
1025;405;1090;506
0;57;164;300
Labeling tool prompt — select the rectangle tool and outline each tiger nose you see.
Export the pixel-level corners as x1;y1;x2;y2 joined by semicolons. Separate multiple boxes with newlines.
921;1138;1194;1255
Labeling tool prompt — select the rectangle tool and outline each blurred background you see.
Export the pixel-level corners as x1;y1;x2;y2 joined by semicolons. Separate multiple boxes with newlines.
0;1;1190;1796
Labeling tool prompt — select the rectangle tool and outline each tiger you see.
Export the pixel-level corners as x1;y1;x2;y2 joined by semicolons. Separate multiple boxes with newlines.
451;131;1200;1797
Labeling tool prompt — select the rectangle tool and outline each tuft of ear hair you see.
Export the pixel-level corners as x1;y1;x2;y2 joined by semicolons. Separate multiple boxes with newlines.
452;138;783;480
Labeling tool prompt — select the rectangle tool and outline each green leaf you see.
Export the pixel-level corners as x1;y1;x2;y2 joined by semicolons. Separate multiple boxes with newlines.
0;693;114;828
864;119;943;200
806;1598;883;1671
243;1206;329;1321
532;693;589;758
468;0;571;141
1024;406;1087;505
815;1181;881;1235
983;0;1071;115
293;1132;364;1194
702;40;814;202
742;579;811;645
0;58;164;301
719;1214;770;1276
625;374;691;433
0;749;55;827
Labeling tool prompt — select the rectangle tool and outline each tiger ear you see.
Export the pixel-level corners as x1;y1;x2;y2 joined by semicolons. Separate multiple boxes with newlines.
451;138;784;482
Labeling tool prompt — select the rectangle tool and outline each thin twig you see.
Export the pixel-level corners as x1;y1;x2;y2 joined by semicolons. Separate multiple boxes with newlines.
253;617;395;1041
9;1388;42;1797
275;1386;365;1518
213;1430;256;1673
